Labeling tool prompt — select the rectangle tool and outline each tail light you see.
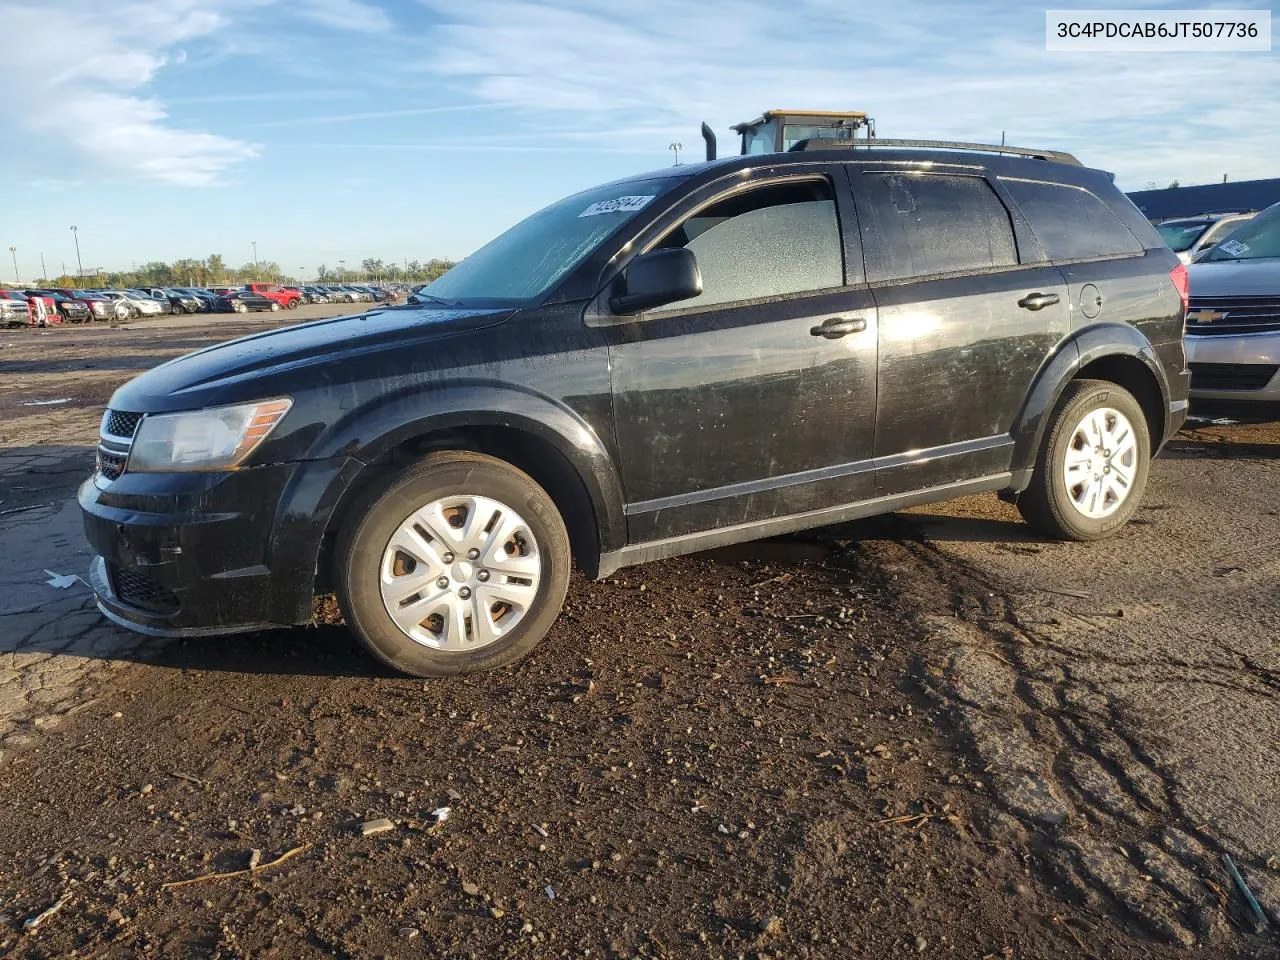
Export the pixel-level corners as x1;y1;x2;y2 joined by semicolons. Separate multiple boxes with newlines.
1170;262;1189;316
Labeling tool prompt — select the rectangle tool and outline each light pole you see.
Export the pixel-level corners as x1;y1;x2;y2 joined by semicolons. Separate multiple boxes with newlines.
70;225;83;277
40;252;47;281
251;241;259;278
669;141;682;165
8;247;16;284
338;259;345;281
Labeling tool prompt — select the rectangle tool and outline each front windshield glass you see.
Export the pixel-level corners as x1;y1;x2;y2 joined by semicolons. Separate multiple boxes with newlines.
421;177;678;304
1202;204;1280;262
1156;221;1209;252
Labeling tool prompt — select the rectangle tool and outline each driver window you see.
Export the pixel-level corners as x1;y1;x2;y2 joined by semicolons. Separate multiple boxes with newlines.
652;179;844;312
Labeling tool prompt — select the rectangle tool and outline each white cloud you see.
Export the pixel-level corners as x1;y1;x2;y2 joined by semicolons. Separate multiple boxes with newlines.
416;0;1280;189
296;0;393;32
0;0;260;186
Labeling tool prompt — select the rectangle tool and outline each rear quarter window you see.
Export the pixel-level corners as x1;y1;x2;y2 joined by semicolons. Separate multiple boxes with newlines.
861;173;1018;282
1001;179;1144;260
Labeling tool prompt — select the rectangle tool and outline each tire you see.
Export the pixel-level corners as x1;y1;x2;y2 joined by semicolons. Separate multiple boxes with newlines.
172;303;185;315
336;451;572;677
270;301;281;312
1018;379;1150;541
287;299;299;310
234;301;248;313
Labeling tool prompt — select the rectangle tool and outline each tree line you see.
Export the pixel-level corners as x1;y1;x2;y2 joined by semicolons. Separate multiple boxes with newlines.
33;255;457;290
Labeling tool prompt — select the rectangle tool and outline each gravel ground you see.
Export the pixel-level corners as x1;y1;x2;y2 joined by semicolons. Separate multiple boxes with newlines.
0;317;1276;958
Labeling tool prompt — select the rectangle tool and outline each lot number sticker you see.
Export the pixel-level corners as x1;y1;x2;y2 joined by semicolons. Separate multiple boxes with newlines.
1217;239;1250;257
578;195;655;217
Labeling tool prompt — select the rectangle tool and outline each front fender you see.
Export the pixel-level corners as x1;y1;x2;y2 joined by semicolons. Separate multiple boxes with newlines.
264;383;626;622
1008;322;1171;492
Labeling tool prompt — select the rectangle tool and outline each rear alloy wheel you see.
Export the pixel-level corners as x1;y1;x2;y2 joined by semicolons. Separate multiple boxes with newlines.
336;452;571;677
1018;379;1150;540
233;301;248;313
172;303;185;315
270;301;281;312
287;299;299;309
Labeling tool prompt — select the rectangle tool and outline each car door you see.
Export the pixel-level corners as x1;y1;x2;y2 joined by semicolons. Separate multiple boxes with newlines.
603;166;879;543
845;164;1069;495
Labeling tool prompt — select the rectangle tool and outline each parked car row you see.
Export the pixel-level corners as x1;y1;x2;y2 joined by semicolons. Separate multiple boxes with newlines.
0;282;404;326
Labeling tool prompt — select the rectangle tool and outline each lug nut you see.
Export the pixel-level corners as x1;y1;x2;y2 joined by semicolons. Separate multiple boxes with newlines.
458;586;471;600
436;577;449;589
442;552;455;564
477;570;490;582
467;548;480;560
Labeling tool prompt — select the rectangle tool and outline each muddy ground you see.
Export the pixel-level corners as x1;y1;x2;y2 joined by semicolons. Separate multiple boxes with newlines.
0;316;1276;959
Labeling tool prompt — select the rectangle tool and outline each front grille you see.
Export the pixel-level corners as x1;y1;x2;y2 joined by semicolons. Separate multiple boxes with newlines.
104;409;143;439
96;448;127;480
1185;297;1280;337
1188;362;1279;391
109;564;179;614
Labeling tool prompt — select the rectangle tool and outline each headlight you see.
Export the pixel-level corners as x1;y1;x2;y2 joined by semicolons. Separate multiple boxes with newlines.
128;399;293;472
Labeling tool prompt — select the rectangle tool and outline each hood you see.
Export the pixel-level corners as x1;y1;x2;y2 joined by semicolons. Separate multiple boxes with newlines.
110;304;513;412
1187;258;1280;298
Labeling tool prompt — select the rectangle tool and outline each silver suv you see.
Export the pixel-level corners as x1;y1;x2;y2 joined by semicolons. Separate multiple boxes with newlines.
1185;202;1280;409
1157;212;1254;265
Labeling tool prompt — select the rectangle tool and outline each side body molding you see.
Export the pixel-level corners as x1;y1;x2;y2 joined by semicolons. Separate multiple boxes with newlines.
265;382;626;624
1007;322;1171;493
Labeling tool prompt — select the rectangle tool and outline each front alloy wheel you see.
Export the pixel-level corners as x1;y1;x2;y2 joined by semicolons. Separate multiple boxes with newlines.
1018;379;1150;540
337;452;571;677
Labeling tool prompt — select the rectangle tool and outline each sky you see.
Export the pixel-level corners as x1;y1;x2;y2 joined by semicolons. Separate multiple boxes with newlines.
0;0;1277;280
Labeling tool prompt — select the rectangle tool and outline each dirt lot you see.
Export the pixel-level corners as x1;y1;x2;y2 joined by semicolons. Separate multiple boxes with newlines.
0;315;1276;958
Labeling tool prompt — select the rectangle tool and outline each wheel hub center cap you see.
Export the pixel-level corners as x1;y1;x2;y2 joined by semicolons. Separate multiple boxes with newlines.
450;561;475;583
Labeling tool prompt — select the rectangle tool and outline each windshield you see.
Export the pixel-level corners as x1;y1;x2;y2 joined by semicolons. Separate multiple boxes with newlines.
1202;204;1280;262
1156;220;1210;252
421;177;679;304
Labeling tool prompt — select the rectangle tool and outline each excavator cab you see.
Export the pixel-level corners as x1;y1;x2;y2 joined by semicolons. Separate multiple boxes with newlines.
733;110;874;155
698;109;875;162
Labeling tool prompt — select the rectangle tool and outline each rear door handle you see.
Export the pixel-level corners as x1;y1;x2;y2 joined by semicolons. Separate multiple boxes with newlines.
1017;292;1060;311
810;317;867;339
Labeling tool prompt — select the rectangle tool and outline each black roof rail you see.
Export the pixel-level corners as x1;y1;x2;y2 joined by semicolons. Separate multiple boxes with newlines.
791;138;1082;166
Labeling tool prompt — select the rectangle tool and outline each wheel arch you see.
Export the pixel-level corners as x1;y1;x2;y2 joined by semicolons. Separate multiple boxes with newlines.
265;385;626;624
1008;324;1171;494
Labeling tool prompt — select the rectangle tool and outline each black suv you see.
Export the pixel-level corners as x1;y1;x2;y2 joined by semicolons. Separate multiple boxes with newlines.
81;140;1189;677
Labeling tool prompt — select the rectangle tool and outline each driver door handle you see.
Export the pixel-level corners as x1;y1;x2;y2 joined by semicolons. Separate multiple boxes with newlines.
1018;292;1060;311
810;317;867;339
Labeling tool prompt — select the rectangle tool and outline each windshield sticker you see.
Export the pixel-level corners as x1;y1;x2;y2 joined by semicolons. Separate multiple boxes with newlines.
578;195;655;218
1218;239;1249;256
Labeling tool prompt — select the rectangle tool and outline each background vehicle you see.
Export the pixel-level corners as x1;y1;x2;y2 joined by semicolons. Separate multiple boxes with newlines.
0;296;26;328
147;288;204;314
83;139;1188;679
1184;202;1280;412
214;290;279;313
28;289;90;322
245;282;301;309
0;290;32;326
2;289;62;325
98;290;165;317
1156;212;1254;264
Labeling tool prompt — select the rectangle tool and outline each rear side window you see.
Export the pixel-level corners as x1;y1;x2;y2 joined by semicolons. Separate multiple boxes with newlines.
1001;179;1144;260
862;173;1018;281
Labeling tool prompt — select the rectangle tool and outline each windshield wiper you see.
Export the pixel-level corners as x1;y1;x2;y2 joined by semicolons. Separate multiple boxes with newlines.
409;292;461;307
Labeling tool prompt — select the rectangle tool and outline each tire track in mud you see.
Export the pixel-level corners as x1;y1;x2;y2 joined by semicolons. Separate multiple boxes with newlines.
859;528;1279;948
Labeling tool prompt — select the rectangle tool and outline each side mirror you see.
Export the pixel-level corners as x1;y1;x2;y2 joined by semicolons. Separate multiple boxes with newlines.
609;248;702;315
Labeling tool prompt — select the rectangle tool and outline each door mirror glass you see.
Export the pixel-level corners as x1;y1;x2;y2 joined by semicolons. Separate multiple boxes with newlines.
610;248;702;314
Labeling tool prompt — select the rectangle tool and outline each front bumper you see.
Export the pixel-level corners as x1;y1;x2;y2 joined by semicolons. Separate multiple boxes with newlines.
80;454;362;637
1185;331;1280;402
80;463;300;635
